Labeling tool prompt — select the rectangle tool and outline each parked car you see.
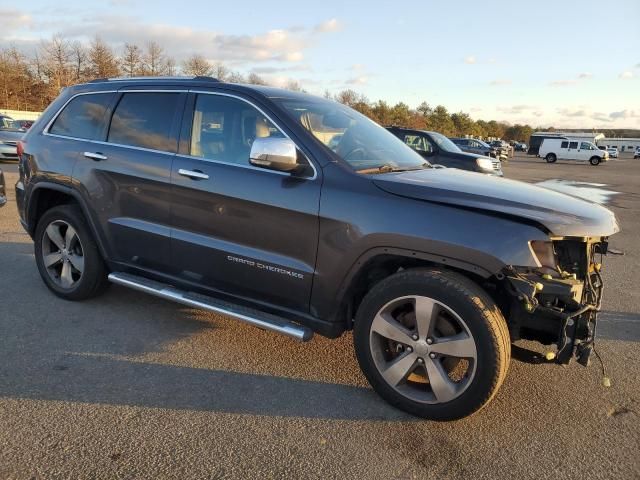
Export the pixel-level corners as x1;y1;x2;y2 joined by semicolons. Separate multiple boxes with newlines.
16;76;619;420
489;140;510;160
449;137;497;158
514;142;528;152
0;114;14;128
0;168;6;207
606;147;619;158
0;126;24;161
635;147;640;159
539;139;608;165
387;127;502;176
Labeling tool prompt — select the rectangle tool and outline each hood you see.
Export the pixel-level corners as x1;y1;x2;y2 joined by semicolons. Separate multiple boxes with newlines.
372;168;619;237
440;149;489;161
0;129;25;141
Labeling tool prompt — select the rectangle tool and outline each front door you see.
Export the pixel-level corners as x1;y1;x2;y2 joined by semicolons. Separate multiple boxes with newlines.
169;92;321;312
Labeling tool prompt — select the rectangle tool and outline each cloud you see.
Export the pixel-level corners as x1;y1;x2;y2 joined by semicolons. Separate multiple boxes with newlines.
314;18;342;33
489;79;511;86
464;56;476;64
619;71;634;79
250;64;313;75
550;80;577;86
0;8;32;32
346;76;369;86
609;110;639;120
497;105;536;114
557;108;587;117
1;14;342;67
578;72;593;79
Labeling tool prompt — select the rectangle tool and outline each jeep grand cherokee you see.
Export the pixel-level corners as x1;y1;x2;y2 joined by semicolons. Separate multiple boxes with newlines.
15;76;619;420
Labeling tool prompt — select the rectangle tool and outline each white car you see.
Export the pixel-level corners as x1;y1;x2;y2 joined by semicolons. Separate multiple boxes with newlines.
607;147;619;158
634;147;640;159
539;138;608;166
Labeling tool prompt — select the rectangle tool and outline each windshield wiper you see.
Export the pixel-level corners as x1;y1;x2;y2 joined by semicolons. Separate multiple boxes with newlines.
356;163;430;174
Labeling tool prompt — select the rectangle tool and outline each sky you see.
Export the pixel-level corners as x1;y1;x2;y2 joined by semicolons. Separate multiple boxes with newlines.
1;0;639;128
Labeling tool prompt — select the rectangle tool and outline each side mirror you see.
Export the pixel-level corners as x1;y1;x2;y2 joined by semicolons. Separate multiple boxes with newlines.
250;137;302;173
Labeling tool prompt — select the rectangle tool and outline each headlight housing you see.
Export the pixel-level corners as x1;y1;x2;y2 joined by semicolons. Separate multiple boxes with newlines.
530;240;558;270
476;157;494;170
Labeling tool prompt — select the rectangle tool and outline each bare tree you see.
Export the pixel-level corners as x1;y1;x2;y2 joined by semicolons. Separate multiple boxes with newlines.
88;37;120;79
69;41;88;83
212;62;229;81
247;72;267;85
165;57;177;75
226;70;246;83
122;43;142;77
142;41;167;76
182;54;212;76
41;36;72;91
286;79;302;91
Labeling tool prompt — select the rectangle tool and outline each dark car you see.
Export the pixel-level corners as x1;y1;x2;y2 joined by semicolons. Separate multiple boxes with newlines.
449;137;497;158
489;140;511;160
16;77;619;420
387;127;502;176
12;119;34;130
0;168;6;207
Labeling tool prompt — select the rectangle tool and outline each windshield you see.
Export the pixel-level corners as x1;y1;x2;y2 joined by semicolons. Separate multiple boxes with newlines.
428;132;462;153
274;97;428;172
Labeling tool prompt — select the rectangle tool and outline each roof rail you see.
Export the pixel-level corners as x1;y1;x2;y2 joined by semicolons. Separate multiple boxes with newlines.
89;76;219;83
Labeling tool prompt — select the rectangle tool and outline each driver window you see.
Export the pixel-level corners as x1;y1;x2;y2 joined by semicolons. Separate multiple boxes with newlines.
580;142;592;150
190;94;284;164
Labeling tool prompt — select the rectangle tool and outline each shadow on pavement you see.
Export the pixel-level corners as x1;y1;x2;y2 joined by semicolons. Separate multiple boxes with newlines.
0;241;410;421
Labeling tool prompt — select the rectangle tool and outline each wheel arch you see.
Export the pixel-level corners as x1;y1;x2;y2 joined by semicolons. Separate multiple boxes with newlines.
332;247;504;331
27;182;108;260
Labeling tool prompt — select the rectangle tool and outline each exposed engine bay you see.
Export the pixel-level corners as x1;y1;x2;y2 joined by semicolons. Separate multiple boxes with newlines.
501;237;608;366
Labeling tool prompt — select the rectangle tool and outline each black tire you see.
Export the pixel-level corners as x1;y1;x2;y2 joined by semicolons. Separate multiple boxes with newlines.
354;268;510;421
545;153;557;163
589;156;601;166
34;205;108;300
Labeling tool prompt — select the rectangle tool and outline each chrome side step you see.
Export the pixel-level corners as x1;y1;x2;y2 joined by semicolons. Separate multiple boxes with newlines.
108;272;314;342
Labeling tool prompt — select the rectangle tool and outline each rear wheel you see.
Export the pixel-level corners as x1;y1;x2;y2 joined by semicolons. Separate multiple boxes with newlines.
34;205;108;300
353;268;510;420
545;153;557;163
590;156;601;166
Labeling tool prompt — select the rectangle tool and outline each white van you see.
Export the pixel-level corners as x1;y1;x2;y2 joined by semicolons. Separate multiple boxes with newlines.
539;138;608;166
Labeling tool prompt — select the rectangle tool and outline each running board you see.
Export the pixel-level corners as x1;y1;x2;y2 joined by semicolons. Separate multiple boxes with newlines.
108;272;314;342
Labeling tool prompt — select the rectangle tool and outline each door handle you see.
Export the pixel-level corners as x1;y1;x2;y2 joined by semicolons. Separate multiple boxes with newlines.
84;151;107;161
178;168;209;180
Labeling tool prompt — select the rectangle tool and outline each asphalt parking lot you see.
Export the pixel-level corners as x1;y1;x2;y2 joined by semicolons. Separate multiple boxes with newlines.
0;154;638;479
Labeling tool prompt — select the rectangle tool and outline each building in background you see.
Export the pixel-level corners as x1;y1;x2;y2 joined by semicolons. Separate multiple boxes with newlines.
596;137;640;153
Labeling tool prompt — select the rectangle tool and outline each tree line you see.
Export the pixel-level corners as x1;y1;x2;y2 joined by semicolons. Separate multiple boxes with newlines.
2;35;538;141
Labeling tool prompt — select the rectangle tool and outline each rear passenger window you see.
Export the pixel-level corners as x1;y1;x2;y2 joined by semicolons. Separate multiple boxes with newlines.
561;141;569;148
189;94;285;164
49;93;113;140
108;93;180;152
569;142;578;149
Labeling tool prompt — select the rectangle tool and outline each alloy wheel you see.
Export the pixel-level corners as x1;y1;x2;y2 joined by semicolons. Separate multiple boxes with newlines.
369;295;477;404
41;220;85;289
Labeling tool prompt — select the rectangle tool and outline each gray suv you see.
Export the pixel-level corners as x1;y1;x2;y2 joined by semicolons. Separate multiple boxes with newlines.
16;77;619;420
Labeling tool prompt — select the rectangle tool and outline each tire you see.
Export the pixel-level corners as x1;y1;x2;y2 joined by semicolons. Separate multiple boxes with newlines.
34;205;108;300
545;153;557;163
589;156;601;166
354;268;510;421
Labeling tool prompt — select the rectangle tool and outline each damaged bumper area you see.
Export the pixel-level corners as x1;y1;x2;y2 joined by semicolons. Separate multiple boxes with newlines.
502;237;608;366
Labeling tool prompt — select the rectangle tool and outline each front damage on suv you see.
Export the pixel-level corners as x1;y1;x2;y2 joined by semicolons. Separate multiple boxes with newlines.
501;237;608;366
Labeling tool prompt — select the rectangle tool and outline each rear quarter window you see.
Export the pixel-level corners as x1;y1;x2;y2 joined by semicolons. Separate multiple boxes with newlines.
49;93;114;140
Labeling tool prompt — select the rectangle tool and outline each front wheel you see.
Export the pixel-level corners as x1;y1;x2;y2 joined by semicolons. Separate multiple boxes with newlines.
590;156;601;166
353;268;510;421
545;153;557;163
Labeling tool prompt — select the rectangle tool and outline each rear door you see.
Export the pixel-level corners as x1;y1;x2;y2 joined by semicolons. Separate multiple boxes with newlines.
72;89;186;272
169;91;321;311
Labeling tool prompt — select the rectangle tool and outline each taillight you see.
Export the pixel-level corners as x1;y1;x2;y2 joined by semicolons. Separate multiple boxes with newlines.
17;140;24;158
